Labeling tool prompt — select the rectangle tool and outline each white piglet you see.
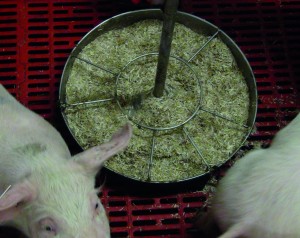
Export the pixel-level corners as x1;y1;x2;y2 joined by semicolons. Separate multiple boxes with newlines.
0;84;132;238
210;113;300;238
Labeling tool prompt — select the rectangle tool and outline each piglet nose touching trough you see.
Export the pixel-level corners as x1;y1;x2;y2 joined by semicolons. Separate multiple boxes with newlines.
195;113;300;238
0;85;132;238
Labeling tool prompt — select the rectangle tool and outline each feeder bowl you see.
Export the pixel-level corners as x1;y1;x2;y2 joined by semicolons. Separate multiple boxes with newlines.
59;9;257;184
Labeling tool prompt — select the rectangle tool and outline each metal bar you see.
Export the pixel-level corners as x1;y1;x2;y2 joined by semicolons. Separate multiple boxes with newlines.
61;98;114;109
0;185;12;200
200;107;249;128
188;29;220;63
147;131;156;181
74;56;118;76
183;127;210;169
153;0;179;97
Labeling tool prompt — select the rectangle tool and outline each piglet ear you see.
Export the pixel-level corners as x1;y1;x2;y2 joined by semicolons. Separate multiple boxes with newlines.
0;180;37;222
73;123;132;175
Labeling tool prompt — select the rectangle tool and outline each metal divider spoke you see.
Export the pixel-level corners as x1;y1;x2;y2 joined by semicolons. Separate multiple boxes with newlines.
0;185;11;200
183;127;210;170
61;56;119;109
147;130;157;181
200;107;249;128
61;98;114;109
168;29;220;90
188;29;220;63
74;56;118;76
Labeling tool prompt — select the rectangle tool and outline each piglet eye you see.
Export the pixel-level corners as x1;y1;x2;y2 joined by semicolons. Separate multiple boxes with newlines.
95;203;99;210
45;226;53;232
39;218;57;235
42;223;55;233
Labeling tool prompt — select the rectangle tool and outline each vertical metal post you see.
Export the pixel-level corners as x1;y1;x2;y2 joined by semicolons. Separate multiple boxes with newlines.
153;0;179;98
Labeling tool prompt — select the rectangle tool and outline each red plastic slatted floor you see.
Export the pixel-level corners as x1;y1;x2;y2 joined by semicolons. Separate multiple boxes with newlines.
0;0;299;237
